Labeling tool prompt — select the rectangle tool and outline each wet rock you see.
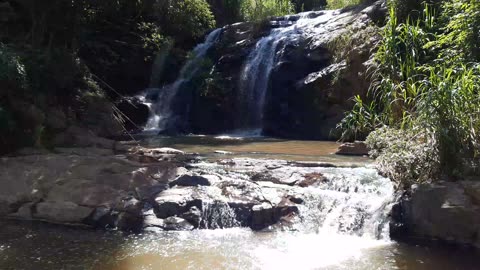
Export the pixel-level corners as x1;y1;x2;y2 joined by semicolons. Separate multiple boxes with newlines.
169;175;211;187
53;126;115;149
34;202;94;224
162;217;194;231
296;172;328;187
251;202;275;230
181;206;202;228
335;141;369;156
87;206;116;228
116;211;144;232
153;188;202;218
395;182;480;247
251;171;296;186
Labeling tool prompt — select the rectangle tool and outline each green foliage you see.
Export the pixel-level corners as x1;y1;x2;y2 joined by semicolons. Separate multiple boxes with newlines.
326;0;362;9
241;0;295;21
339;0;480;179
292;0;327;11
366;127;440;187
157;0;216;41
416;65;480;176
0;44;27;90
426;0;480;63
337;95;382;141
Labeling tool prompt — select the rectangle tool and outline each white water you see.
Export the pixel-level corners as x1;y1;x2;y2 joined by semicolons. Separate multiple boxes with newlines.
189;159;395;241
142;29;223;131
236;10;350;132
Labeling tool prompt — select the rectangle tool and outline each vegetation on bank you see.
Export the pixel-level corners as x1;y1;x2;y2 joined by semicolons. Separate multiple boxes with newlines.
339;0;480;184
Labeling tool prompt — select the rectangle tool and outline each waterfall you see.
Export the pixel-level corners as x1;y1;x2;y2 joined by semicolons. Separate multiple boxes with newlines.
142;28;223;132
235;10;341;133
200;201;240;229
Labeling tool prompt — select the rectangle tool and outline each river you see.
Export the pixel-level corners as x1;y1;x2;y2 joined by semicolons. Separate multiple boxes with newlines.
0;135;479;270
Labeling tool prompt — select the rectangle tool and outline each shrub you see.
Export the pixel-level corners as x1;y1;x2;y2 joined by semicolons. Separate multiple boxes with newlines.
326;0;362;9
366;127;440;188
0;44;27;91
157;0;216;41
339;1;480;180
241;0;295;21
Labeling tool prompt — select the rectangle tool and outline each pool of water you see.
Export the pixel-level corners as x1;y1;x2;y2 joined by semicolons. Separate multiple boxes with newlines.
136;134;370;164
0;220;479;270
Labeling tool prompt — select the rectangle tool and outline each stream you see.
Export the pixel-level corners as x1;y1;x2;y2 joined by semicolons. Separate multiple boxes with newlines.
0;136;479;269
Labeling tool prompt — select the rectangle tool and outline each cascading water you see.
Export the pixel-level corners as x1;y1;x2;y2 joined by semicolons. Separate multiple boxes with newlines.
142;28;222;132
236;10;345;133
190;158;394;241
200;201;240;229
294;167;394;239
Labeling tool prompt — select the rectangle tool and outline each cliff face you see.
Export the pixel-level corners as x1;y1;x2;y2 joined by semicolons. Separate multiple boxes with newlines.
179;1;386;139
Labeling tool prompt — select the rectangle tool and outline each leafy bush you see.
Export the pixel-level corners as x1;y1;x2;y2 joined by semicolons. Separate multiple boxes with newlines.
0;44;27;90
157;0;216;41
366;127;440;188
339;0;480;180
326;0;362;9
241;0;295;21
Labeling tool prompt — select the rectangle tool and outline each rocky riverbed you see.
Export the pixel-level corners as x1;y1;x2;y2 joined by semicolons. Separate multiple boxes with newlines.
1;137;480;249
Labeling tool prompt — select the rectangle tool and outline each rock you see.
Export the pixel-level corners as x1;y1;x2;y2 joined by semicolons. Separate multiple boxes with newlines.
162;217;194;231
251;202;275;230
335;141;369;156
296;172;328;187
393;182;480;247
181;206;202;228
9;203;35;220
116;98;150;131
55;147;114;156
0;151;185;230
116;212;143;232
143;212;165;228
53;126;115;149
153;188;201;219
34;202;94;224
251;171;296;186
215;150;233;155
169;175;211;187
87;206;116;228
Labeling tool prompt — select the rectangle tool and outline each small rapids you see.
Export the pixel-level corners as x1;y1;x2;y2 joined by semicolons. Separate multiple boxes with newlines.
189;159;395;241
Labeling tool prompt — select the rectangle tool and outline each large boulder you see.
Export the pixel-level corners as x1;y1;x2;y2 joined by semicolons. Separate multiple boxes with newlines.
391;181;480;248
34;202;94;224
335;141;369;156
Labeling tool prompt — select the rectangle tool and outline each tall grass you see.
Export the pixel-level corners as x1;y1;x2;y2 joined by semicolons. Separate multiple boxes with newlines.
339;1;480;178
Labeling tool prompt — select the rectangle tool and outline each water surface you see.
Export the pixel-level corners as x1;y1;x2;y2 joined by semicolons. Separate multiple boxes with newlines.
0;220;479;270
